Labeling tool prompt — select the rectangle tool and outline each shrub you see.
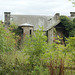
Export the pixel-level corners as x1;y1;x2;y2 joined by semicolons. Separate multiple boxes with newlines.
0;21;16;52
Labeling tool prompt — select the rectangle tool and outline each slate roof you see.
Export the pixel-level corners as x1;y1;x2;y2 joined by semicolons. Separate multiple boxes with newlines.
10;15;60;31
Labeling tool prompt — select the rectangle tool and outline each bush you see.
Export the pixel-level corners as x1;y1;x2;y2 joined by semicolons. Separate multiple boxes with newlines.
60;16;75;37
0;24;75;74
0;21;16;52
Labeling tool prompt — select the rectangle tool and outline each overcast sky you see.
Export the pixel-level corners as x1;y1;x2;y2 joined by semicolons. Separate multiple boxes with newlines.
0;0;74;21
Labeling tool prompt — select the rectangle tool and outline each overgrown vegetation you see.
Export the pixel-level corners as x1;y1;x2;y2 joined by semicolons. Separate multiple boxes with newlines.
60;16;75;37
0;21;75;75
0;21;16;52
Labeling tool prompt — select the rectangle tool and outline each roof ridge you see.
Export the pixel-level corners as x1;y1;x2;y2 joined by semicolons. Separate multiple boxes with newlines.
11;14;53;17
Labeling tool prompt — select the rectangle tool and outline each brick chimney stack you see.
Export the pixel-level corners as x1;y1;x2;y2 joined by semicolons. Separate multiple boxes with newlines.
4;12;11;27
55;13;60;20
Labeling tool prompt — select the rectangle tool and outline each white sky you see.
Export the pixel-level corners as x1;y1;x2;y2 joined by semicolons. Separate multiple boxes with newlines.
0;0;74;21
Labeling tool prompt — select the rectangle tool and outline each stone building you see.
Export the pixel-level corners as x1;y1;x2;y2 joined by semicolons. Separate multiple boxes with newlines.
4;12;75;44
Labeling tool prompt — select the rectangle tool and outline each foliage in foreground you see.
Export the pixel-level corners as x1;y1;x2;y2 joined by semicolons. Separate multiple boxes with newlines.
0;23;75;75
0;21;16;52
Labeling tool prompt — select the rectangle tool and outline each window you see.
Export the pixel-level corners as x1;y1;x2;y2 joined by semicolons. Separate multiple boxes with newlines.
30;29;32;37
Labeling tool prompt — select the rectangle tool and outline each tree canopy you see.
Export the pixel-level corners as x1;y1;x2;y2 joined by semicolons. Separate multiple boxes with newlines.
69;0;75;7
60;16;75;37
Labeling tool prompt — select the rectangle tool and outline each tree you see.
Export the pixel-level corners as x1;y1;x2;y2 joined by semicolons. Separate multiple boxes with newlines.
69;0;75;7
60;16;75;37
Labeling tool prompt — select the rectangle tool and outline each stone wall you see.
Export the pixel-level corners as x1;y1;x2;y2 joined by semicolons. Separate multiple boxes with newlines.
4;12;11;27
48;27;54;43
21;26;34;39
